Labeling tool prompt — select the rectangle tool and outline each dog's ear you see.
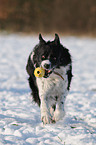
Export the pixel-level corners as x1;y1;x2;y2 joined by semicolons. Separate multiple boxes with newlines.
54;34;60;44
39;34;46;44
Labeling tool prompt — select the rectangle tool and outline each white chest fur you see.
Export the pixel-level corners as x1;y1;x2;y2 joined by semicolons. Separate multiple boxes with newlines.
36;66;69;99
36;66;70;124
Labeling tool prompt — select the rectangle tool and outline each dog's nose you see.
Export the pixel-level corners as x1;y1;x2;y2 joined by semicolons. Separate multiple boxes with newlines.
41;60;51;69
44;63;50;69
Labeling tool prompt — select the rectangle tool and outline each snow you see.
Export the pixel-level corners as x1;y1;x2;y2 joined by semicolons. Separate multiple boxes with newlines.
0;34;96;145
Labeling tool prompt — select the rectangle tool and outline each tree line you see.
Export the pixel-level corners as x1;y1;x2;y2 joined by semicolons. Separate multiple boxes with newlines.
0;0;96;34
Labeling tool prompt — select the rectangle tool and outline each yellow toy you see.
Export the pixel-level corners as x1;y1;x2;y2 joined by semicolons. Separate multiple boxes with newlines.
34;67;45;78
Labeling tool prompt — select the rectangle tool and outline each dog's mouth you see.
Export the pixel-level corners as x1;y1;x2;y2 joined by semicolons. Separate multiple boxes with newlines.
44;69;53;78
42;68;64;80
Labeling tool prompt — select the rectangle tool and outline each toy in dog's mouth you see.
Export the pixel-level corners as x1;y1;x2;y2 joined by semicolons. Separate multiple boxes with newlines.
34;67;52;78
34;67;64;80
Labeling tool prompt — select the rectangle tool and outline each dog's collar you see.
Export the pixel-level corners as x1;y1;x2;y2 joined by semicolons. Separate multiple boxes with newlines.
53;71;64;80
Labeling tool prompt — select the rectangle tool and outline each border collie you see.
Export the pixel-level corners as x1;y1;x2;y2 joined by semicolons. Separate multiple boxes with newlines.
26;34;72;124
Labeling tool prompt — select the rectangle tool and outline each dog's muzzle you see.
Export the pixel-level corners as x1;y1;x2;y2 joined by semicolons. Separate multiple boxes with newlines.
44;69;52;78
41;60;53;78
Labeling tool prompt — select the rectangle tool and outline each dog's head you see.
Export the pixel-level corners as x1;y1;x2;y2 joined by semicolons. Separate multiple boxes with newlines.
32;34;71;78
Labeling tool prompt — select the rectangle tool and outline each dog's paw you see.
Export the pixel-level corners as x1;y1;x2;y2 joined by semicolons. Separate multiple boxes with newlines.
53;110;65;122
41;112;52;124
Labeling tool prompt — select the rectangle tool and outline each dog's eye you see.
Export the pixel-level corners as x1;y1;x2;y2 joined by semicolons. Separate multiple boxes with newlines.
53;57;57;61
42;55;45;60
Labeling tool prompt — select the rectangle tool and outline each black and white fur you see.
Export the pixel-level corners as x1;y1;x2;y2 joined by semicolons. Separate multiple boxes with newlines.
26;34;72;124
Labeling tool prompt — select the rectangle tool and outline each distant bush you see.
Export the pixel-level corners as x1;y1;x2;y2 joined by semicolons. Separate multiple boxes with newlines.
0;0;96;34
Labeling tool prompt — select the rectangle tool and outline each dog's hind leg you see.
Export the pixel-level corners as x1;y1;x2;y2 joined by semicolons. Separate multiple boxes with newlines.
28;77;40;106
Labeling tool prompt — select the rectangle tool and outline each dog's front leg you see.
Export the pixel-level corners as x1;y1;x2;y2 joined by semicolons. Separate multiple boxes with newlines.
53;95;66;122
40;95;52;124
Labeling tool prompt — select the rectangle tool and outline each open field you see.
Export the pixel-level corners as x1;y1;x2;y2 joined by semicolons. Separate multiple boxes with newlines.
0;34;96;145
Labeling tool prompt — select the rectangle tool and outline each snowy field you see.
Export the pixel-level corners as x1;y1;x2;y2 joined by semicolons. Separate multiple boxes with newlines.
0;34;96;145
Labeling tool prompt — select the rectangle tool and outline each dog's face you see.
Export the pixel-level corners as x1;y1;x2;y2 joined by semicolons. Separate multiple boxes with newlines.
38;42;60;78
32;34;70;78
32;34;62;78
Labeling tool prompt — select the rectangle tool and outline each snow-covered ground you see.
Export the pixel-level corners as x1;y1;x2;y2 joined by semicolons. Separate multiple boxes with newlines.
0;34;96;145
